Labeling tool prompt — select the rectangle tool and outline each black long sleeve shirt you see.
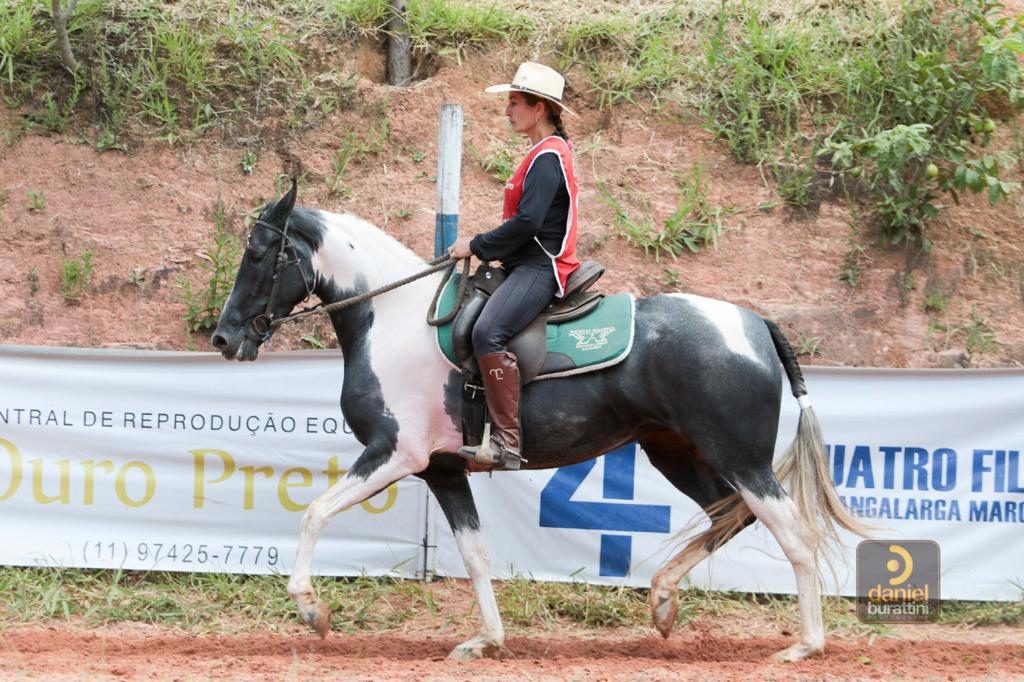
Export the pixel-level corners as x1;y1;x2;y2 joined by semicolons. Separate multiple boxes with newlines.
469;153;570;270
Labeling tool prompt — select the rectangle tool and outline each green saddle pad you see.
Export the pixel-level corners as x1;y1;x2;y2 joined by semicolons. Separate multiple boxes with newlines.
434;273;635;379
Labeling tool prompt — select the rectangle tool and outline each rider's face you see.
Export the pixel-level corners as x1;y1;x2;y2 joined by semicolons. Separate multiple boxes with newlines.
505;92;545;136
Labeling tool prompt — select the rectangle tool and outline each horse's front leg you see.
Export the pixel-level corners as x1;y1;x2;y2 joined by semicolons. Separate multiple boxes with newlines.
287;444;417;637
419;461;504;660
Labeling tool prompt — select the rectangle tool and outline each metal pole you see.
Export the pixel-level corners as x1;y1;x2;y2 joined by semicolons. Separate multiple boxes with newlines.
435;104;463;258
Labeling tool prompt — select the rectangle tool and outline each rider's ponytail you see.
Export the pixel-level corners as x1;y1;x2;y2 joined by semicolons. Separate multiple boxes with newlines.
550;106;569;141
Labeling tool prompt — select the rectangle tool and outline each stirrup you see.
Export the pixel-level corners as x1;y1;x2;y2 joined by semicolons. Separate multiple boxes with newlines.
456;424;525;471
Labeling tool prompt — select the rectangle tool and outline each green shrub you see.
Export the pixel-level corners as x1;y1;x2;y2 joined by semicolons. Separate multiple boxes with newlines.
823;1;1023;245
701;0;1024;245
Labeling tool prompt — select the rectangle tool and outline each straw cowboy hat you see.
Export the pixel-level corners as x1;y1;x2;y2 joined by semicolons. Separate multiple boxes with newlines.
485;62;578;117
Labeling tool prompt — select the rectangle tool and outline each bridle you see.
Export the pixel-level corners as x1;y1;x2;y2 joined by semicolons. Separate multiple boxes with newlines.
244;217;316;345
242;217;469;346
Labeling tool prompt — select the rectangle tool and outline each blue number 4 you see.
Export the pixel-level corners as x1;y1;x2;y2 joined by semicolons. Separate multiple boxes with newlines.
539;443;671;577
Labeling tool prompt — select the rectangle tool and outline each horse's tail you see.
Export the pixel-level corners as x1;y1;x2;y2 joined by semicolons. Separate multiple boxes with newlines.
764;319;871;549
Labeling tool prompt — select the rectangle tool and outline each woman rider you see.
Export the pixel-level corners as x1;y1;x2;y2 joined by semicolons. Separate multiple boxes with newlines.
449;62;581;470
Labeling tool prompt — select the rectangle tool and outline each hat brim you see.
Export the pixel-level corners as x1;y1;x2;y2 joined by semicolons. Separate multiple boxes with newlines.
485;83;579;117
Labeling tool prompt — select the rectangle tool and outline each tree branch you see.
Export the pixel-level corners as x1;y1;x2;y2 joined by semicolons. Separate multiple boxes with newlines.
51;0;79;74
386;0;411;86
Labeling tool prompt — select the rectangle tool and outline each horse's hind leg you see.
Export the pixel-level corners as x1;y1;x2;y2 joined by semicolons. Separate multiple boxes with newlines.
643;432;755;638
418;459;504;661
735;469;825;662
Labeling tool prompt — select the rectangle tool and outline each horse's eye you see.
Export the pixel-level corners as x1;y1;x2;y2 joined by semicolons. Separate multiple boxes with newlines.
247;246;268;261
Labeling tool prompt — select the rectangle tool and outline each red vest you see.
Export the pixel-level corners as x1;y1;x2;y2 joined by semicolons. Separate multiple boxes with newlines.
503;136;581;298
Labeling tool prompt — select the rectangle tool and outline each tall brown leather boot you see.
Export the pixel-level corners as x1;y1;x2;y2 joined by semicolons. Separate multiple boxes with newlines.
457;351;525;470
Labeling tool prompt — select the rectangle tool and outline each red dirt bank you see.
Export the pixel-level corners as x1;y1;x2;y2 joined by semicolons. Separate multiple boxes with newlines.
1;54;1022;368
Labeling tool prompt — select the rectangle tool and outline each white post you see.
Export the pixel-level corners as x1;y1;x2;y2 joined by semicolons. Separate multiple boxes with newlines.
435;104;463;257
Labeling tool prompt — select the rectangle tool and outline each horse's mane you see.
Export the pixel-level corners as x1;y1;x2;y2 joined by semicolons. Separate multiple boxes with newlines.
280;206;328;250
258;196;430;272
307;204;428;268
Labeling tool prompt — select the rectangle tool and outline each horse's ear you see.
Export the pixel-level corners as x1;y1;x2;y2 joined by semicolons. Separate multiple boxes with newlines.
264;177;298;225
281;176;297;213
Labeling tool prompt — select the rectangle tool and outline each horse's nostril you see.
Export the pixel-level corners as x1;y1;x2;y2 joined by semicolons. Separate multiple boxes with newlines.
211;334;228;350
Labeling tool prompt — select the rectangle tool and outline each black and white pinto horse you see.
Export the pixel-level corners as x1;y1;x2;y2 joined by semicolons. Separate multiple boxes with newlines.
212;183;866;662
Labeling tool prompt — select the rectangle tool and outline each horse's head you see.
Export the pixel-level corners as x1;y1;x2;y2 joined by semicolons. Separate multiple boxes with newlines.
211;179;317;361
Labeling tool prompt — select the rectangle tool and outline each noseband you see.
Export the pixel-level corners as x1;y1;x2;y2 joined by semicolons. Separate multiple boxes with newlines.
245;217;316;345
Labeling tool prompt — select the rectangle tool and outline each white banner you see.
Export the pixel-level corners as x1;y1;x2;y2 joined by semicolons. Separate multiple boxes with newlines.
0;346;425;577
2;346;1021;600
433;368;1024;600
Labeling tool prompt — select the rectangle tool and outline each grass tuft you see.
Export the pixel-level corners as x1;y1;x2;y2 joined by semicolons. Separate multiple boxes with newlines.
0;568;1019;636
179;199;242;335
498;576;647;629
600;163;727;261
0;568;436;634
59;249;93;304
469;140;516;183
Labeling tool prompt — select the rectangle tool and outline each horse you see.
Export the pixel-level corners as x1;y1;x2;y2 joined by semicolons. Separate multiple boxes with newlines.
211;181;867;662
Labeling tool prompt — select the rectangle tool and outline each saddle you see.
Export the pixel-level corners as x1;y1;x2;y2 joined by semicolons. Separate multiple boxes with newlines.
451;260;606;384
434;260;634;449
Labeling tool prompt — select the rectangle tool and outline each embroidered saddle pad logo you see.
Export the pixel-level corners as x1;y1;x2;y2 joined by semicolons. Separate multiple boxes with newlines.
568;327;616;351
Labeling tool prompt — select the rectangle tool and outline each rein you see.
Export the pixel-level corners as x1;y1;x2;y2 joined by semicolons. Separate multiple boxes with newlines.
246;217;470;342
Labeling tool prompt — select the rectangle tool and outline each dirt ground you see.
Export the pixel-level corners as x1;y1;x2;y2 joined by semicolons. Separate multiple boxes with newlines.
2;617;1023;681
0;570;1021;679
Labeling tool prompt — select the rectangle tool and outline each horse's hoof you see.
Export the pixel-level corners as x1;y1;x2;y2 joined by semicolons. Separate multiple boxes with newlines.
650;590;677;638
448;636;503;661
300;600;332;639
771;641;824;662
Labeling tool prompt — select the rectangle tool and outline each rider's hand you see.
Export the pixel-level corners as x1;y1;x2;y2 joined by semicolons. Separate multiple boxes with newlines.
448;236;473;259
